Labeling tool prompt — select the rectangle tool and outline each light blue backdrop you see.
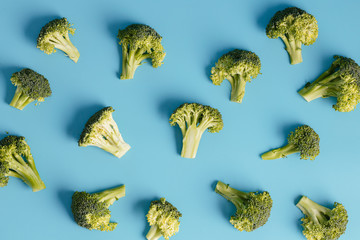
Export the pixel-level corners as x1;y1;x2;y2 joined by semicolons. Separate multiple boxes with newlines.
0;0;358;239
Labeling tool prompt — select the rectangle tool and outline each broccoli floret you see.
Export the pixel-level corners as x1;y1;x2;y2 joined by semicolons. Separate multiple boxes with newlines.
71;185;125;231
215;181;273;232
37;18;80;63
296;196;348;240
9;68;52;110
298;56;360;112
266;7;318;65
78;106;131;158
169;103;223;158
146;198;182;240
210;49;261;103
118;24;165;80
261;125;320;160
0;135;46;192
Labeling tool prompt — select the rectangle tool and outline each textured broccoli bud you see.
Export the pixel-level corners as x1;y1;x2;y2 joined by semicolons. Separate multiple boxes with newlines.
71;185;125;231
118;24;165;79
210;49;261;103
0;135;46;192
266;7;318;64
78;106;131;158
146;198;182;240
296;196;348;240
298;56;360;112
215;181;273;232
261;125;320;160
37;18;80;63
169;103;223;158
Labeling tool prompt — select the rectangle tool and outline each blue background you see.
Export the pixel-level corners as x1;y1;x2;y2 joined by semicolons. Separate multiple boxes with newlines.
0;0;359;239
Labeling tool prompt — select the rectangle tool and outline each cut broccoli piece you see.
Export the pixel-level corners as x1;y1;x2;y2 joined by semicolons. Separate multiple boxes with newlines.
9;68;52;110
71;185;125;231
78;106;131;158
210;49;261;103
118;24;165;79
169;103;223;158
266;7;318;64
37;18;80;63
0;135;46;192
296;196;348;240
215;181;273;232
146;198;182;240
298;55;360;112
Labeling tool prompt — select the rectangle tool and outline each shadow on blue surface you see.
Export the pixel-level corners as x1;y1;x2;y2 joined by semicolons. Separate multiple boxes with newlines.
24;14;61;45
58;189;75;220
133;197;158;238
0;66;23;105
256;3;293;30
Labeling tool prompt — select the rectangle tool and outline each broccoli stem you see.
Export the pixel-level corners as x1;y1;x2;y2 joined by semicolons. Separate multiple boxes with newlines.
50;32;80;63
181;124;204;158
229;75;247;103
215;181;248;210
10;88;35;110
296;196;332;225
121;46;139;80
96;185;126;207
261;144;298;160
146;225;163;240
280;35;303;65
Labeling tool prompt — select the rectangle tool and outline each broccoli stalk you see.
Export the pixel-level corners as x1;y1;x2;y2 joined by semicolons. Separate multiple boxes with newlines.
46;30;79;62
261;143;299;160
229;75;247;103
10;88;35;110
279;35;303;65
296;196;332;224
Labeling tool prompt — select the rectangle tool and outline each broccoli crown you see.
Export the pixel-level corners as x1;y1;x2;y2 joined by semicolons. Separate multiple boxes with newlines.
288;125;320;160
0;136;31;158
266;7;318;45
0;161;10;187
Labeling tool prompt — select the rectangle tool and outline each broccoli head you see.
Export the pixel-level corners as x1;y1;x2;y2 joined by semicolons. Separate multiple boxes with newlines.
9;68;52;110
261;125;320;160
298;56;360;112
169;103;223;158
0;135;46;192
266;7;318;64
215;181;273;232
296;196;348;240
118;24;165;79
71;185;125;231
78;106;131;158
210;49;261;103
146;198;182;240
37;18;80;63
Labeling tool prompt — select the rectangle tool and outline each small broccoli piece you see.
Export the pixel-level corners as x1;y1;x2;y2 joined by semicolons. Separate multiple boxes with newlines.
298;56;360;112
215;181;273;232
9;68;52;110
37;18;80;63
266;7;318;64
169;103;223;158
146;198;182;240
78;106;131;158
118;24;165;80
0;135;46;192
210;49;261;103
71;185;125;231
296;196;348;240
261;125;320;160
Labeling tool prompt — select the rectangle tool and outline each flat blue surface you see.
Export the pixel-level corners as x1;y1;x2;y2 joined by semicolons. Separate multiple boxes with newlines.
0;0;359;239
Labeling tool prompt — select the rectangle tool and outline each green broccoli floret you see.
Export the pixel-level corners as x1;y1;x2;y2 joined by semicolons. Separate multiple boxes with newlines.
262;125;320;160
9;68;52;110
118;24;165;80
169;103;223;158
146;198;182;240
210;49;261;103
296;196;348;240
78;106;131;158
0;135;46;192
215;181;273;232
298;56;360;112
37;18;80;63
266;7;318;65
71;185;125;231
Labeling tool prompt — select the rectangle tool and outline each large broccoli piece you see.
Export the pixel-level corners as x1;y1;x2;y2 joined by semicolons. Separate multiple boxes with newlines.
0;135;46;192
9;68;52;110
215;181;273;232
296;196;348;240
210;49;261;103
146;198;182;240
298;56;360;112
71;185;125;231
37;18;80;63
266;7;318;64
169;103;223;158
118;24;165;80
261;125;320;160
78;106;131;158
